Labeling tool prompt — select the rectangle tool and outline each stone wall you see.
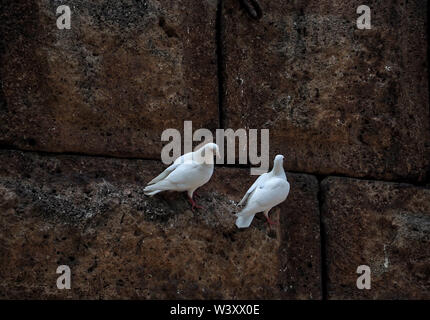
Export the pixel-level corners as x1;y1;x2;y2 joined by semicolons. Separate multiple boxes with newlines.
0;0;429;299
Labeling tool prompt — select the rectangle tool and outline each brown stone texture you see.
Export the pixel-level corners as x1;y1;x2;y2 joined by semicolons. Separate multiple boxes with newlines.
221;0;429;182
0;0;218;158
0;0;428;301
321;177;430;299
276;172;321;299
0;150;321;299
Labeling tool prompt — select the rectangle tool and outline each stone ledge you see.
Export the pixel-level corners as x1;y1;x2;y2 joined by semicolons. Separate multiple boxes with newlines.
0;150;321;299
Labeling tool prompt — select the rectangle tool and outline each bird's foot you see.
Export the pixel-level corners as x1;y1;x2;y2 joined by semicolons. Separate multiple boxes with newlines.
188;197;203;211
265;216;277;227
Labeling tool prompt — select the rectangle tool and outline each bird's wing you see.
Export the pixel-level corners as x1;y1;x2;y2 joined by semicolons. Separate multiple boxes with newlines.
247;178;290;210
173;151;193;165
146;162;180;185
164;161;207;190
238;172;269;206
146;151;194;185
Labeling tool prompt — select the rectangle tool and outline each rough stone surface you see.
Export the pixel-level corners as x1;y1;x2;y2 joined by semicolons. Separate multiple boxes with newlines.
276;172;321;299
321;177;430;299
0;150;321;299
1;0;428;301
0;0;218;158
222;0;429;182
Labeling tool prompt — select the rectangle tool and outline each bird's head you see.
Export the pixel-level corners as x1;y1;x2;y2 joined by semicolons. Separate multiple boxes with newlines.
207;143;221;159
196;143;220;164
273;154;285;174
274;154;284;163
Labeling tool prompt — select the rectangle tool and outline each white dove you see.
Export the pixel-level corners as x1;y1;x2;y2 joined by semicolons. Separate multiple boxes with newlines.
235;155;290;228
144;143;220;210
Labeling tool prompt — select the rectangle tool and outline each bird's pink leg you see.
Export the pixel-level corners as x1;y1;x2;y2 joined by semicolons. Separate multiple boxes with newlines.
188;196;203;211
264;211;277;227
266;216;277;226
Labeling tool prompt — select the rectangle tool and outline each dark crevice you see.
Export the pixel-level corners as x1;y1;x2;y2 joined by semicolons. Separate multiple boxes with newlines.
312;172;430;188
239;0;262;20
0;145;160;162
316;174;328;300
0;23;6;113
216;0;225;129
0;145;429;188
426;4;430;184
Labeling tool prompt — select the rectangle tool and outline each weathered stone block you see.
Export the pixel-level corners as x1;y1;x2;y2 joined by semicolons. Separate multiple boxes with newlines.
321;177;430;299
0;150;321;299
222;0;429;181
0;0;218;158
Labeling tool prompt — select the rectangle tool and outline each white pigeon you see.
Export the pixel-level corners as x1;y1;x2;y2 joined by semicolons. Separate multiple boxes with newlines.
235;154;290;228
144;143;220;210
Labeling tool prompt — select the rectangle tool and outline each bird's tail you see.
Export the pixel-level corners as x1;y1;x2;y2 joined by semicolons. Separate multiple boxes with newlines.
235;209;256;229
144;189;162;196
147;168;171;185
143;180;170;196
